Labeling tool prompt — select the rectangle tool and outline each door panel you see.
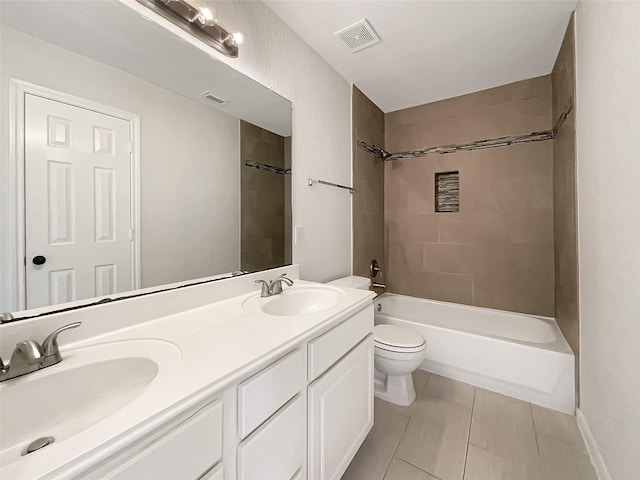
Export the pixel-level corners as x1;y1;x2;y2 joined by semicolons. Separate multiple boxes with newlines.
94;167;116;242
25;94;133;309
94;264;117;297
48;268;75;305
47;160;74;244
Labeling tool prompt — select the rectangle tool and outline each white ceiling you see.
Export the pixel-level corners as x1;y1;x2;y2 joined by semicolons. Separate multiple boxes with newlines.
265;0;577;112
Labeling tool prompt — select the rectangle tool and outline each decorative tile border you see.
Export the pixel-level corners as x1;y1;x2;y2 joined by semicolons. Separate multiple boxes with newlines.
359;98;573;161
244;160;291;175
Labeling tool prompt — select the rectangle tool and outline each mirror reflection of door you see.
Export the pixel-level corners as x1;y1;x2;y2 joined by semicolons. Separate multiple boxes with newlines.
24;93;136;309
1;1;292;315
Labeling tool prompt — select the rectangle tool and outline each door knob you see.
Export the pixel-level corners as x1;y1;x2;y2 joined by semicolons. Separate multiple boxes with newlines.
32;256;46;266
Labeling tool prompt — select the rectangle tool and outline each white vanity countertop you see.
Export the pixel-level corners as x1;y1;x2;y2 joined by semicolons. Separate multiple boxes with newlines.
1;280;375;480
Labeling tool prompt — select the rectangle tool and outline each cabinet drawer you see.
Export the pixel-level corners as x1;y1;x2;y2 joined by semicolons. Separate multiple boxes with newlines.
308;304;373;381
107;400;223;480
238;395;304;480
238;349;304;438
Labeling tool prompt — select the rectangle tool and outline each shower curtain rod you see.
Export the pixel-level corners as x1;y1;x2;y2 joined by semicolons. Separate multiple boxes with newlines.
359;98;573;161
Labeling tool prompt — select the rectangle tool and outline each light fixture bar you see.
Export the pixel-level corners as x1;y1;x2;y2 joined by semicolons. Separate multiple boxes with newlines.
135;0;239;57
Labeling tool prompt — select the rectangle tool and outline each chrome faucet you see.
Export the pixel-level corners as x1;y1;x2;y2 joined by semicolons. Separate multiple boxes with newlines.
0;322;81;382
255;274;295;297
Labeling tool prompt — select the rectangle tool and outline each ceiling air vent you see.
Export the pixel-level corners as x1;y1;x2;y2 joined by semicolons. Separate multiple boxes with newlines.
201;91;227;105
335;19;381;53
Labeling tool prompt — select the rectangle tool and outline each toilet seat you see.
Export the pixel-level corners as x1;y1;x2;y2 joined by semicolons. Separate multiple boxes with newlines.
374;324;426;353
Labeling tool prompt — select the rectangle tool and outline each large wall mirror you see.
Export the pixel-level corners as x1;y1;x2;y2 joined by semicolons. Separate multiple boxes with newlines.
0;1;292;318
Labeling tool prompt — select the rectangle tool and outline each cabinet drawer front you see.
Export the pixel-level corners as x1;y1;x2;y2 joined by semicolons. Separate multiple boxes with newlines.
238;395;304;480
308;304;373;381
308;336;374;480
107;400;223;480
238;349;305;438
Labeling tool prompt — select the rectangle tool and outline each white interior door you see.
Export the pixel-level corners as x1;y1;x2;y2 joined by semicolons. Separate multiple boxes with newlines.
25;93;133;309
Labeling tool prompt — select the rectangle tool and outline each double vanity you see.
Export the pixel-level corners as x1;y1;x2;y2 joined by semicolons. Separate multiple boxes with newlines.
0;267;376;479
0;2;373;478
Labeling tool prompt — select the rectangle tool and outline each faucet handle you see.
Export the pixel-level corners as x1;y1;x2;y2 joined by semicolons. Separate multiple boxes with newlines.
255;280;271;298
1;340;44;380
269;274;294;295
11;340;43;363
42;322;82;362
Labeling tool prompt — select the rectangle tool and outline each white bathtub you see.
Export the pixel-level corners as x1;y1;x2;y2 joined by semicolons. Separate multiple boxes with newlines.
375;293;575;414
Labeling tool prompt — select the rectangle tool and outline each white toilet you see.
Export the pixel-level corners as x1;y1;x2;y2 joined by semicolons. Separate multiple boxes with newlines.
373;324;426;406
327;276;427;406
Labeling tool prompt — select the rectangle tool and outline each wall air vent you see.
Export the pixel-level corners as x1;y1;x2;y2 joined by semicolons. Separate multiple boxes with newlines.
201;91;227;105
335;19;381;53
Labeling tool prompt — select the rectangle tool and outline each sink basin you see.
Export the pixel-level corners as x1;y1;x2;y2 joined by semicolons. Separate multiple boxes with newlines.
0;339;181;465
243;286;347;316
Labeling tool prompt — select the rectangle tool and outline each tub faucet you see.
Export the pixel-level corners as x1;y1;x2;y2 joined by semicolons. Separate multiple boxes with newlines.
0;322;81;382
372;282;387;291
255;274;295;297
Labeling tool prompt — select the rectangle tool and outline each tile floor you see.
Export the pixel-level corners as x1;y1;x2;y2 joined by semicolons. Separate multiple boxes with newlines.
342;371;596;480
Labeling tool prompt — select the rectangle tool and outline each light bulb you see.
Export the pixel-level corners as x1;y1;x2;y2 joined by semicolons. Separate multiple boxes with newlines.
200;7;215;22
232;32;244;45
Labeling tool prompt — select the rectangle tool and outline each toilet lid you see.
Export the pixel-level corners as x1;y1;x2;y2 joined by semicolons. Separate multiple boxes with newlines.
374;324;426;351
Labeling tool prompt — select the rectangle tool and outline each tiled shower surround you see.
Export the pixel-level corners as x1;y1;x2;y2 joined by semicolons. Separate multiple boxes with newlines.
383;76;555;316
551;15;579;367
352;86;385;279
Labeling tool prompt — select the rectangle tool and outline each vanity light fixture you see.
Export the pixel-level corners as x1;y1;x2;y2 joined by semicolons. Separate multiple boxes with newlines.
135;0;240;57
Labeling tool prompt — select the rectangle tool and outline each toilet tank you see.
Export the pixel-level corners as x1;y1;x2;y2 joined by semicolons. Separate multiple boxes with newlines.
326;276;371;290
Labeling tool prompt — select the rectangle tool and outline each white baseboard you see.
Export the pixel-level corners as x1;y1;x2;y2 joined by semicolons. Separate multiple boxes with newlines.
576;408;612;480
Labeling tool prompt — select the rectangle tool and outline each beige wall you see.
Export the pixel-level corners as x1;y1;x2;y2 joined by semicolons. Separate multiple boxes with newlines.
384;77;554;316
240;121;286;272
575;1;640;478
352;87;385;283
0;27;240;307
551;16;579;364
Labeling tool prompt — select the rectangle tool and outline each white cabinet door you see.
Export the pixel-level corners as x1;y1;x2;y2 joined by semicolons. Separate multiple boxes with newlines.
308;336;374;480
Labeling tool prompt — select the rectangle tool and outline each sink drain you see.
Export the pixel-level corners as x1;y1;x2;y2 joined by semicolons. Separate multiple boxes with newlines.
23;437;55;455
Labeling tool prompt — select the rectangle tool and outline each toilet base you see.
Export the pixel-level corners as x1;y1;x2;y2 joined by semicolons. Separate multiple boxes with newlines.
374;369;417;406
